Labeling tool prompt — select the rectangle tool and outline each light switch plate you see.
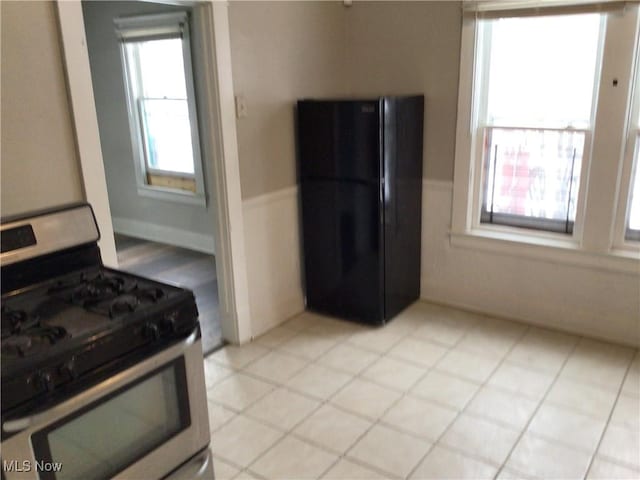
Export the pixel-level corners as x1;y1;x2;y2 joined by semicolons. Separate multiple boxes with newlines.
235;95;248;118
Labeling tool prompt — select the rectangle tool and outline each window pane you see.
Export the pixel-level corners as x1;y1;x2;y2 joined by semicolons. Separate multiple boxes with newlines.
125;37;197;177
142;99;195;174
137;38;187;99
482;128;583;228
485;14;601;129
628;135;640;232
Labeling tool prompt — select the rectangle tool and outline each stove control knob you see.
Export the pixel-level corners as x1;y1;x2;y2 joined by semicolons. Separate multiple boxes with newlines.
36;372;55;393
163;311;179;332
144;322;160;341
60;358;77;379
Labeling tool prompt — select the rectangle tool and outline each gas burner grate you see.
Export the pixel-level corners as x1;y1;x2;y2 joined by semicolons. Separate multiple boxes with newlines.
1;305;29;336
109;295;138;317
0;316;68;357
70;273;130;306
1;305;45;337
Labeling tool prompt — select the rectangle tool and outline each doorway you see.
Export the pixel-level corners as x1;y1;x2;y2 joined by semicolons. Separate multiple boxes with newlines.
81;0;222;353
58;0;252;346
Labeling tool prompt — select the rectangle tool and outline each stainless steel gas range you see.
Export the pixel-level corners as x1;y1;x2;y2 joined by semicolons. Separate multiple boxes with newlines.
0;204;213;479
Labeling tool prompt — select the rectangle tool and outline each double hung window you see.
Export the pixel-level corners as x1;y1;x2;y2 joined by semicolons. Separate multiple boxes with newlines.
475;13;603;233
625;48;640;241
115;12;206;204
452;0;640;266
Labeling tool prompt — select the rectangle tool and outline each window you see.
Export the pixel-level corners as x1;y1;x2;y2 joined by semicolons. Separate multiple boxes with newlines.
475;13;603;233
115;12;206;204
628;139;640;239
625;47;640;241
452;1;640;269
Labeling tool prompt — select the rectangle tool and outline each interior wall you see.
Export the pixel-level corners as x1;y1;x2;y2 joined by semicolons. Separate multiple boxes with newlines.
1;1;84;217
229;1;638;345
82;1;217;254
228;1;348;335
229;1;348;200
345;1;462;181
228;0;462;203
421;181;640;347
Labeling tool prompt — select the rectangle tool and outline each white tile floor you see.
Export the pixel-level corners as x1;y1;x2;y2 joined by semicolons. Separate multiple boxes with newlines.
203;302;640;480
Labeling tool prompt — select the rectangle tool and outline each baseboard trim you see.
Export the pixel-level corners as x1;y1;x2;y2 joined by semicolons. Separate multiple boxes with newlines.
112;217;215;255
250;293;305;340
420;288;638;348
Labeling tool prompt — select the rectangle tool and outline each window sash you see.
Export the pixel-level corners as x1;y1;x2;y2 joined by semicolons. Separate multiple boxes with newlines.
474;14;604;131
478;126;584;233
137;97;196;177
117;11;206;200
451;1;639;263
625;131;640;240
471;14;603;235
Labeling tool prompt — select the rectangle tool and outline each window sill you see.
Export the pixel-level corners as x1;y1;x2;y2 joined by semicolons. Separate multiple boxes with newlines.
137;185;207;207
450;228;640;275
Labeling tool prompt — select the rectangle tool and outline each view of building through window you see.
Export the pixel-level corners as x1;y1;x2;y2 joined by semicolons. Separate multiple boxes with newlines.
479;13;602;232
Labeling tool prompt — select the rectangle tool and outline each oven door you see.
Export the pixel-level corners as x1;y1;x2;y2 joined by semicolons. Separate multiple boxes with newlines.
1;328;210;480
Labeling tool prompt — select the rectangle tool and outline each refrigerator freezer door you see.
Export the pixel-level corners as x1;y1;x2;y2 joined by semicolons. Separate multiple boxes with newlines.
297;100;381;183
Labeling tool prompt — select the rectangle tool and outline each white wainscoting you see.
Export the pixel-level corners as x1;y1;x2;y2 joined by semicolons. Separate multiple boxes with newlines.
243;186;305;338
112;217;215;255
420;180;640;347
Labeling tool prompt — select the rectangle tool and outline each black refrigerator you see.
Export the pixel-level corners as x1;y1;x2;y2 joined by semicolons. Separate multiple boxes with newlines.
297;96;424;325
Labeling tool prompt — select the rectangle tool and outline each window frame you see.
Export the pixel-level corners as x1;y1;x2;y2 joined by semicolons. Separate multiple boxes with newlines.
115;11;207;206
451;1;640;273
613;31;640;245
470;12;605;237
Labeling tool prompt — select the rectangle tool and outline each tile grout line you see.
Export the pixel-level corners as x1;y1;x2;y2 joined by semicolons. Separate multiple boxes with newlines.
211;316;418;478
404;324;532;480
582;353;638;479
211;311;513;479
336;315;481;477
492;334;583;480
208;311;637;479
312;320;426;480
223;319;412;479
295;314;460;479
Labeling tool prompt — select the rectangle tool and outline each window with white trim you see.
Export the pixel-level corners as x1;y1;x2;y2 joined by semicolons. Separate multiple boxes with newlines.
625;47;640;241
452;0;640;267
475;13;603;233
115;12;206;205
628;141;640;239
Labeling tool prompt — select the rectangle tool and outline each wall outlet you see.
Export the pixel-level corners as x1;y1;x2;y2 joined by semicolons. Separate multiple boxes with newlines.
235;95;248;118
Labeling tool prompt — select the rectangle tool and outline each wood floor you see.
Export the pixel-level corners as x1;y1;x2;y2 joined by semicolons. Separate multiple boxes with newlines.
114;234;222;355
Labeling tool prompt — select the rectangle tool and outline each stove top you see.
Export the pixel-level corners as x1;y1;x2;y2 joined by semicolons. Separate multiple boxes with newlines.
1;268;179;360
0;204;201;426
1;266;199;419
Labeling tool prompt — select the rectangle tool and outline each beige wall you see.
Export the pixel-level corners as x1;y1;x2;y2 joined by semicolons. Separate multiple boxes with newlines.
1;1;84;217
229;1;462;199
345;1;461;181
229;1;349;199
1;1;460;208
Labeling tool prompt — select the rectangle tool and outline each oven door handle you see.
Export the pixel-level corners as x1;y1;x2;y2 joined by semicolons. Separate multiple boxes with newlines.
2;327;199;434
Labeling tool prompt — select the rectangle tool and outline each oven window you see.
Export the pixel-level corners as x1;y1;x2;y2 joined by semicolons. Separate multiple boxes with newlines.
32;359;190;480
